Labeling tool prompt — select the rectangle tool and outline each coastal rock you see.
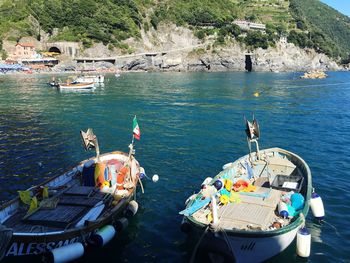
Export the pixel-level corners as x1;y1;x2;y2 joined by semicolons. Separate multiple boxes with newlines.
123;59;148;71
8;23;343;72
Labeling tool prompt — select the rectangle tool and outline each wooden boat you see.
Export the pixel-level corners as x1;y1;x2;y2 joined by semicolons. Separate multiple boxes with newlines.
58;82;94;90
180;117;312;262
0;127;145;262
300;70;327;79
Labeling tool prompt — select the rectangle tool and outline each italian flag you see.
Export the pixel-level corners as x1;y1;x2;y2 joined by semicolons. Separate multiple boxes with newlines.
133;116;141;140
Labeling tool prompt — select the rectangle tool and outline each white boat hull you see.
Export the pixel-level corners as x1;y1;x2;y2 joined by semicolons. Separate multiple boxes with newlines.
58;82;94;90
187;220;300;263
227;227;299;262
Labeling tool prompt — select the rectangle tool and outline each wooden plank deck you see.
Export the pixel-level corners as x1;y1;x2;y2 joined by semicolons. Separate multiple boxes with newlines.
216;187;282;230
58;195;103;207
23;205;87;228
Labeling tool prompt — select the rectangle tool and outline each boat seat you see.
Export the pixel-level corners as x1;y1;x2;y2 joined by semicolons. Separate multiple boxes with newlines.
22;205;88;228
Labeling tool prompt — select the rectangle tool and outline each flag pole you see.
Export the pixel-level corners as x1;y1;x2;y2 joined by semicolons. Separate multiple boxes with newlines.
128;134;135;159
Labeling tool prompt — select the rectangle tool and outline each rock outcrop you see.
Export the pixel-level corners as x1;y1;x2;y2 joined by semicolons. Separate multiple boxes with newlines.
17;23;341;72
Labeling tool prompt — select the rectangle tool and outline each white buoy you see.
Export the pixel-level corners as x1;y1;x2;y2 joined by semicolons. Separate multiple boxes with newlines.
139;167;146;180
211;195;219;227
48;242;84;263
90;225;116;247
125;200;139;218
310;192;325;221
296;227;311;258
278;201;289;218
152;174;159;182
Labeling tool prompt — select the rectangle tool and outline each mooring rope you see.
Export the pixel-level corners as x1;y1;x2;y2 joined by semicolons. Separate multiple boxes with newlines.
189;225;209;263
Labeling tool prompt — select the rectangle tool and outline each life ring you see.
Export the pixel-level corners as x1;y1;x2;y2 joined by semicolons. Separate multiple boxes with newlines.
117;166;129;190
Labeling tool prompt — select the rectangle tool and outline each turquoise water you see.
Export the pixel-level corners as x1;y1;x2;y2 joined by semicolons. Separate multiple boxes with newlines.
1;71;350;262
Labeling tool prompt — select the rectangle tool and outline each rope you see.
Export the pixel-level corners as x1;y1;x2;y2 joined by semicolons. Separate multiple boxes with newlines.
138;176;144;194
220;227;235;260
189;226;209;263
323;220;341;238
299;212;305;228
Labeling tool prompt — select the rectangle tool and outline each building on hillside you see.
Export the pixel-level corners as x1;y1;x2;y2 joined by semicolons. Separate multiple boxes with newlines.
233;20;266;32
7;42;59;71
15;43;37;59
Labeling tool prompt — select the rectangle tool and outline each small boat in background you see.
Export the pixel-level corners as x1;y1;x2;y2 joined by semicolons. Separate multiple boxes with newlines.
58;82;95;90
47;77;59;88
0;119;146;262
301;70;327;79
180;117;317;262
48;81;59;88
74;74;104;84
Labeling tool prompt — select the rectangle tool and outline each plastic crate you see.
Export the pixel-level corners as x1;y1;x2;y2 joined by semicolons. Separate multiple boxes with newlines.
271;175;304;192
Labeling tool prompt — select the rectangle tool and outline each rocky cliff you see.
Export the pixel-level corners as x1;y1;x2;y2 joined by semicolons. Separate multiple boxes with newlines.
77;23;342;72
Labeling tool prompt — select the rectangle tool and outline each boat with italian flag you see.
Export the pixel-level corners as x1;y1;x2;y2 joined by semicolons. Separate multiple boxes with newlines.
0;116;146;262
180;117;321;262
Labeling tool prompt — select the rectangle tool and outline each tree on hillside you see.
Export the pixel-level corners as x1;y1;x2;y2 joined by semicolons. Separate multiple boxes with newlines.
245;31;269;49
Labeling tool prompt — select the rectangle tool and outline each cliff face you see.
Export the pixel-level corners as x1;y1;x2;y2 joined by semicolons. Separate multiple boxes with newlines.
82;23;340;72
37;22;342;72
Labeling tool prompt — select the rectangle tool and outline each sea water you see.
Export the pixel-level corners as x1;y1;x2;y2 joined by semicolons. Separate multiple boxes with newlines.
0;71;349;262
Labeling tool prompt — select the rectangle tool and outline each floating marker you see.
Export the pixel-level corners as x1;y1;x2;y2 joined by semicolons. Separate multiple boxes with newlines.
139;167;146;180
152;174;159;182
310;192;325;221
296;227;311;258
125;200;139;218
89;225;116;247
46;242;84;263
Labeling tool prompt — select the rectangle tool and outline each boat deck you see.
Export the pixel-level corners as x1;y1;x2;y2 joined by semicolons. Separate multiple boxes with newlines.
4;185;111;233
192;186;285;231
217;187;281;230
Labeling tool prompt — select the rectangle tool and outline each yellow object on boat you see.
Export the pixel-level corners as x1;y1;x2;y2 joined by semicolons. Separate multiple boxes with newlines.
42;186;49;199
224;179;233;191
18;190;31;205
229;191;241;203
207;212;213;223
95;162;107;189
242;184;257;192
28;197;38;214
220;195;229;205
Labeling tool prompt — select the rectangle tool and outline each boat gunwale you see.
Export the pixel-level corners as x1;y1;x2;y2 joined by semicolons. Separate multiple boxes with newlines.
185;147;312;237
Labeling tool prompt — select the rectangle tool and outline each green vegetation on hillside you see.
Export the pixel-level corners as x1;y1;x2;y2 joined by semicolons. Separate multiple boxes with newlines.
289;0;350;62
0;0;349;63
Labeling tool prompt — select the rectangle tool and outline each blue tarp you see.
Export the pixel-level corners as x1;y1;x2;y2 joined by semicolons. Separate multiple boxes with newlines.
0;63;26;70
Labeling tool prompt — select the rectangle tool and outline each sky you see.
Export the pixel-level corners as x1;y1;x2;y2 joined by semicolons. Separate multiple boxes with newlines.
320;0;350;17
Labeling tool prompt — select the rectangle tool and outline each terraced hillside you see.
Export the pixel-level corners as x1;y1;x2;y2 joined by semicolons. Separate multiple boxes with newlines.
0;0;349;62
